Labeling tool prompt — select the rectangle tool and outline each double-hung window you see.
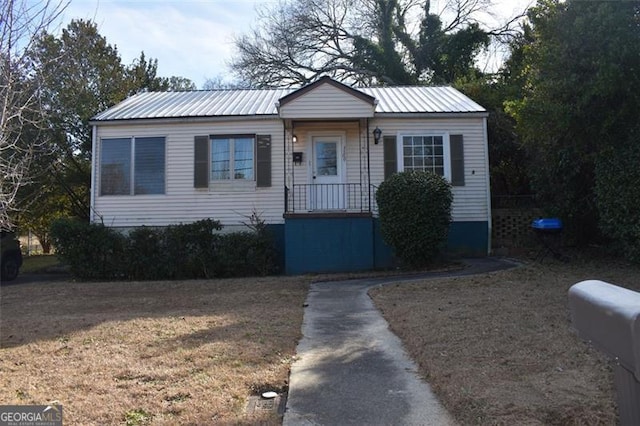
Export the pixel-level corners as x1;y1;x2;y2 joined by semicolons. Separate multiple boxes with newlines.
210;135;254;181
194;134;271;189
401;135;446;177
389;132;464;186
100;137;166;195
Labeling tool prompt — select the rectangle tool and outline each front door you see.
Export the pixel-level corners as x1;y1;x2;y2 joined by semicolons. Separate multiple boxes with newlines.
310;135;345;210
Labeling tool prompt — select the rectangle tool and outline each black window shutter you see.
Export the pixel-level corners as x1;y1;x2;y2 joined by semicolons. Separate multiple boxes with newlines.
450;134;465;186
383;135;397;180
194;135;209;188
256;135;271;187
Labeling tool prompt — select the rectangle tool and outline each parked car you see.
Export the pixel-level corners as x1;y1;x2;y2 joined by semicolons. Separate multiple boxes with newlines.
1;231;23;281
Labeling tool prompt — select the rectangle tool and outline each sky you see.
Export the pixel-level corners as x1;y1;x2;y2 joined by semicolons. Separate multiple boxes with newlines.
53;0;534;89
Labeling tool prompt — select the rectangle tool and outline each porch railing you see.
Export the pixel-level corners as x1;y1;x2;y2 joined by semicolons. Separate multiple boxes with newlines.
286;183;379;214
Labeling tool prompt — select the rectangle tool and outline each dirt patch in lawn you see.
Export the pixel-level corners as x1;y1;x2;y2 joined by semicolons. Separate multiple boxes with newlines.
0;276;310;425
370;255;640;425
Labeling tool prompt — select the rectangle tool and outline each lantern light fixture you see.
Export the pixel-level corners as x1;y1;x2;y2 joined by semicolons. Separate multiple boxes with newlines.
373;127;382;144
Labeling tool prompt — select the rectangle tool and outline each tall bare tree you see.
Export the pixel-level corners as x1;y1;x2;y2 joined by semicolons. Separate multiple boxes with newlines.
231;0;524;87
0;0;68;229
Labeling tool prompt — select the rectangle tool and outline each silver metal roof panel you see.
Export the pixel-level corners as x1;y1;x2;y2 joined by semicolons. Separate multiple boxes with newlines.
92;89;292;121
361;86;485;113
92;85;485;122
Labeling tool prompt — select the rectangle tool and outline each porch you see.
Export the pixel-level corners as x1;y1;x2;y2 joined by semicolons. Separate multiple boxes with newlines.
285;183;379;214
280;116;391;273
281;118;380;215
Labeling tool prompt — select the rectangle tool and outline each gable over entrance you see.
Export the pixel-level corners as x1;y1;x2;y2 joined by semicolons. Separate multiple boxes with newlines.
277;76;375;119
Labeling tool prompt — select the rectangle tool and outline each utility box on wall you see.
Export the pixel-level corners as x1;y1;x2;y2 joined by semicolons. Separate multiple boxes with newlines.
292;152;303;165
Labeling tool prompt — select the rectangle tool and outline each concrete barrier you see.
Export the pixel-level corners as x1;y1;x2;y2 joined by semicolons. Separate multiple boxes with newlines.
568;280;640;425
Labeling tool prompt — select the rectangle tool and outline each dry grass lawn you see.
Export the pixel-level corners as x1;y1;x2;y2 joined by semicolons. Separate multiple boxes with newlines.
0;277;310;425
370;254;640;425
4;253;636;425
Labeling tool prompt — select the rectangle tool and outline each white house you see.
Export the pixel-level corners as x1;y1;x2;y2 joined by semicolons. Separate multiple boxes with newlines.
90;76;491;274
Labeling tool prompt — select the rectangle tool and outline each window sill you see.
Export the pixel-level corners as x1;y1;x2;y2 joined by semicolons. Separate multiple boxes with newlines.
209;180;256;192
98;193;166;197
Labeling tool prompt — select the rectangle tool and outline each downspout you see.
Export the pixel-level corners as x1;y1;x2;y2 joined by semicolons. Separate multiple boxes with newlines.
358;119;362;209
483;116;492;255
90;124;97;223
366;118;375;269
281;119;287;213
366;118;371;212
291;121;295;211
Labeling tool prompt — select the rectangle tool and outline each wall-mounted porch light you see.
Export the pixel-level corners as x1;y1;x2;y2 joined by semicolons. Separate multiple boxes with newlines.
373;127;382;144
292;134;298;143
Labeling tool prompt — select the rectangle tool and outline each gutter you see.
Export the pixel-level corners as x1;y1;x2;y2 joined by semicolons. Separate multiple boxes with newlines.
89;112;490;127
90;125;97;224
88;114;279;127
482;116;492;255
373;112;489;119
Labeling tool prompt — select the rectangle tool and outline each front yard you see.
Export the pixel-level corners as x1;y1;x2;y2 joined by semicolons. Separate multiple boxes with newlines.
1;253;635;425
0;277;310;425
371;255;638;425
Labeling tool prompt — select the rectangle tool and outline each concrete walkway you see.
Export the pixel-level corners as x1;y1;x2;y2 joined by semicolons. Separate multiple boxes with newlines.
283;258;516;426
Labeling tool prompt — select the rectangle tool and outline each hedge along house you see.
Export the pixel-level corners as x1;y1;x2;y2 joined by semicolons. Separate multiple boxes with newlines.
90;76;491;275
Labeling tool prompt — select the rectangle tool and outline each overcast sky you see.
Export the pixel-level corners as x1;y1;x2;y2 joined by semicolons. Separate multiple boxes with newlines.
54;0;534;89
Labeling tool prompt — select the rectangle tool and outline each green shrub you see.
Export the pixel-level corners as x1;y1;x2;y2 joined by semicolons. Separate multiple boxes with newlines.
50;217;278;281
51;218;126;280
243;211;279;276
216;229;277;277
126;227;169;280
595;132;640;262
217;232;258;277
164;219;222;279
376;171;452;267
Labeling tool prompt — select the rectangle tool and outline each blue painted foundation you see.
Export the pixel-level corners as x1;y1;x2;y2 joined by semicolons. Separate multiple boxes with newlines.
285;215;378;275
446;221;489;257
373;218;395;269
284;215;489;275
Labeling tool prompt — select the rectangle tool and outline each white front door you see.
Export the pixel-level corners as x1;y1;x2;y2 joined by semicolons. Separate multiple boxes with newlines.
310;135;345;210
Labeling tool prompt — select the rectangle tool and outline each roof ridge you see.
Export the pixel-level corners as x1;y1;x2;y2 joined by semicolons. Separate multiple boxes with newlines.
362;84;454;89
135;87;296;94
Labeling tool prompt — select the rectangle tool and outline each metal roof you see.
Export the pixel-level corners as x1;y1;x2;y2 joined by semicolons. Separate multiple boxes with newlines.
91;89;291;121
361;86;485;114
91;84;485;122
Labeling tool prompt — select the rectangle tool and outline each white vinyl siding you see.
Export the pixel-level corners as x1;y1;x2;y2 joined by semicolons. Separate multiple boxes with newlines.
92;119;284;227
370;117;489;222
279;83;374;119
92;117;489;227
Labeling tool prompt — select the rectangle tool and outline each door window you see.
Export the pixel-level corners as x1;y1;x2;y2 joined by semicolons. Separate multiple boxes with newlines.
315;142;338;176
